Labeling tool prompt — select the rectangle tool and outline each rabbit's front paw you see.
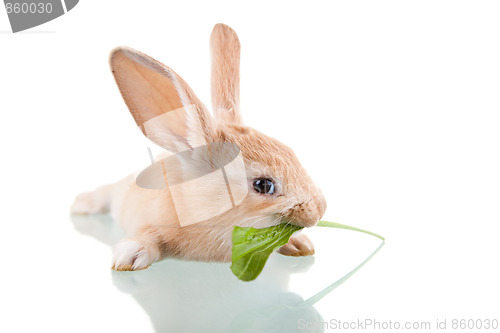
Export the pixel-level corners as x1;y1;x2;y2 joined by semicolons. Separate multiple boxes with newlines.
278;233;315;257
112;239;161;271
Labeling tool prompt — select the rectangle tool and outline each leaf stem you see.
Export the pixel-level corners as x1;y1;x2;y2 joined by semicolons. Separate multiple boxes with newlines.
317;220;385;241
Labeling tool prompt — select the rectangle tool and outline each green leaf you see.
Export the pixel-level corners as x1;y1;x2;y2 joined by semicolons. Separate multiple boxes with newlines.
230;223;303;281
230;220;385;281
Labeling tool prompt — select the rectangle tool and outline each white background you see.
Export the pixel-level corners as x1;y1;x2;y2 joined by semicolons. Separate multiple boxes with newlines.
0;1;499;332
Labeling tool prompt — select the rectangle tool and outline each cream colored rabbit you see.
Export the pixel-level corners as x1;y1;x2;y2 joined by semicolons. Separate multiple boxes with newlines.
71;24;326;271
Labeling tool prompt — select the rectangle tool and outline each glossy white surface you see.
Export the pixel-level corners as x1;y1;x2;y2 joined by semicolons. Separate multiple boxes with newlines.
71;214;383;333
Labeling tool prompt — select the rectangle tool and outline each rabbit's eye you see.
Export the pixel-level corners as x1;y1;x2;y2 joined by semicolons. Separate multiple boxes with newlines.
253;178;275;195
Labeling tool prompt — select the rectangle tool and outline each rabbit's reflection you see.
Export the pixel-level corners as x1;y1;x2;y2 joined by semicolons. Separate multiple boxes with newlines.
72;215;325;333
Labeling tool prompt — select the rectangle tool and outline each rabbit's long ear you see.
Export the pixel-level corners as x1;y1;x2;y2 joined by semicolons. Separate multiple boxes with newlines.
110;47;214;152
210;24;244;125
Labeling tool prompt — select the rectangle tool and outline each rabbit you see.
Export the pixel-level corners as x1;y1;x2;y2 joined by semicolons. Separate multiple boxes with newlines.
71;23;327;271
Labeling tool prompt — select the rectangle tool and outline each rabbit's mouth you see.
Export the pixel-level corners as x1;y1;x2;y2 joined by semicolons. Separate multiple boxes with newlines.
283;198;327;228
286;217;319;229
279;214;318;229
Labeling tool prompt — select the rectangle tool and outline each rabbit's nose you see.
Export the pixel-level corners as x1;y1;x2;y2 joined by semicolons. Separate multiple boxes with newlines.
287;195;327;228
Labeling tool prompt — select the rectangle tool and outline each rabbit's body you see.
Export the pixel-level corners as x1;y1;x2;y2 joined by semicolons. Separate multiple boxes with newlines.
72;24;326;271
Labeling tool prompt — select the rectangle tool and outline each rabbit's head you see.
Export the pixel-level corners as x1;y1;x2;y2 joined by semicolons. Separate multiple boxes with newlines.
110;24;326;230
